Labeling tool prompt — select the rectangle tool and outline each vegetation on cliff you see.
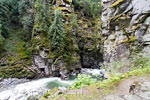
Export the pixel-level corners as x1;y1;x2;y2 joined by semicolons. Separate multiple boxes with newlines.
0;0;102;79
0;0;34;79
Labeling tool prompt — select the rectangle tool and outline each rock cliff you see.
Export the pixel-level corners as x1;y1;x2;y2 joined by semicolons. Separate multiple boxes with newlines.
101;0;150;62
32;0;103;79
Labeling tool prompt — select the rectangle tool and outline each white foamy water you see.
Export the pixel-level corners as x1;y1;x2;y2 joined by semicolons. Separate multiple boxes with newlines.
0;77;74;100
81;68;105;76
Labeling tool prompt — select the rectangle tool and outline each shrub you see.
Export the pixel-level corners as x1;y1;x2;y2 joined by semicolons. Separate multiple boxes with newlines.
71;74;97;89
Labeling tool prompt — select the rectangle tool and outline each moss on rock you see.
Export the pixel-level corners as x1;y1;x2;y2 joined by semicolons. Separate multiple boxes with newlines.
0;64;35;79
110;0;124;8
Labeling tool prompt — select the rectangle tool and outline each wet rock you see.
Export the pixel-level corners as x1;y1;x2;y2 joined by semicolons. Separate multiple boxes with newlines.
60;69;69;80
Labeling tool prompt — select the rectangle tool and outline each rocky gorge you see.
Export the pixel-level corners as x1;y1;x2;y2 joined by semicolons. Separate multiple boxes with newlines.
31;0;150;79
0;0;150;100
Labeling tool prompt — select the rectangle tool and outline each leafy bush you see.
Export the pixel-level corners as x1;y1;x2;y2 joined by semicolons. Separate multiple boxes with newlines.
71;74;97;89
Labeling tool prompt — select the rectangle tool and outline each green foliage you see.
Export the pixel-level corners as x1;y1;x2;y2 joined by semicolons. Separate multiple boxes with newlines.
71;74;97;89
73;0;101;17
0;0;10;37
0;64;35;79
17;42;32;59
0;24;4;45
34;0;52;33
70;14;79;29
104;53;150;73
0;0;33;55
48;10;67;56
0;0;33;38
41;88;59;99
96;66;150;89
131;54;150;70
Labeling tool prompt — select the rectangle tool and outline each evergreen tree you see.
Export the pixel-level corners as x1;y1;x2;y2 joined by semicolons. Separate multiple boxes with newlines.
48;10;67;55
0;0;10;37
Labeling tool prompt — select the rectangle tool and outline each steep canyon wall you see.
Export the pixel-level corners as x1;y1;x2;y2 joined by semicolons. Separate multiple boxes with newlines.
101;0;150;63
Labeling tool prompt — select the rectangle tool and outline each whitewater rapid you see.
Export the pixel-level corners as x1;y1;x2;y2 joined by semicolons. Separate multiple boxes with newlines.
0;68;103;100
0;78;73;100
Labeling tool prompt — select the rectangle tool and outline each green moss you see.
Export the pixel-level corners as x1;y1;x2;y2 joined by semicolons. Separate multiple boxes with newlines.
17;42;32;59
128;36;137;43
109;14;122;23
5;56;17;65
110;0;124;8
119;36;137;44
0;64;35;79
48;51;56;59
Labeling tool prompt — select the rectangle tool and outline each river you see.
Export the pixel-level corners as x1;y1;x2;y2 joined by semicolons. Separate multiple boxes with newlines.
0;68;103;100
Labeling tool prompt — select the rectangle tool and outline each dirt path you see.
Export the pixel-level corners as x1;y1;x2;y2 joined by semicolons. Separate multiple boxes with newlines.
103;76;150;100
